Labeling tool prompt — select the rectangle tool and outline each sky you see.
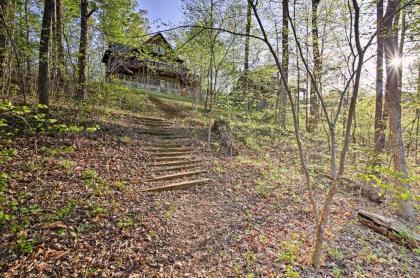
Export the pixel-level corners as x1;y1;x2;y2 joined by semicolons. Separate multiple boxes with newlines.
137;0;184;32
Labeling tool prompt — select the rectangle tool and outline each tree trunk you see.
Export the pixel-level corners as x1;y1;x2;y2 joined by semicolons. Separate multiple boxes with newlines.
77;0;90;100
55;0;65;82
243;1;252;111
279;0;289;129
308;0;321;132
0;0;7;79
374;0;385;155
305;7;310;131
383;0;415;221
397;6;406;95
24;0;31;73
294;0;300;129
37;0;54;108
311;0;364;267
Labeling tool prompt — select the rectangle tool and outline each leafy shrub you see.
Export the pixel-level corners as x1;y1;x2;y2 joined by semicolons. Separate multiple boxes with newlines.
90;203;108;217
17;237;36;254
117;215;134;228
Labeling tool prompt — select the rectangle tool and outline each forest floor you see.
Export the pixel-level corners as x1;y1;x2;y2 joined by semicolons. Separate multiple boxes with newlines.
0;92;419;277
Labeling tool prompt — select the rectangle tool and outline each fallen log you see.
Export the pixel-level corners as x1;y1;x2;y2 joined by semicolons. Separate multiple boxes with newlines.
320;172;384;203
212;119;239;156
357;210;419;250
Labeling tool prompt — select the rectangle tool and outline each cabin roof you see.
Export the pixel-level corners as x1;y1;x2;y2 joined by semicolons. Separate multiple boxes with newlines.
146;32;173;49
102;33;184;64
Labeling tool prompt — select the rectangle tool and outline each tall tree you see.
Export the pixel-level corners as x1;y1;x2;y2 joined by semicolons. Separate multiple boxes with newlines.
243;0;252;110
54;0;65;81
308;0;321;132
279;0;289;129
397;4;407;94
374;0;385;155
383;0;415;221
37;0;54;107
0;0;7;79
77;0;95;100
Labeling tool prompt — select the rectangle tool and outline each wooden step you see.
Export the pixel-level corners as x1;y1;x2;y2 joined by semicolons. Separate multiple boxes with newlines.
144;170;207;182
149;160;201;167
152;152;194;157
154;164;200;173
137;116;166;121
139;120;166;123
146;143;188;148
140;179;211;192
153;156;192;162
140;128;178;132
139;129;173;135
153;133;186;137
142;123;171;127
151;140;189;145
144;147;193;152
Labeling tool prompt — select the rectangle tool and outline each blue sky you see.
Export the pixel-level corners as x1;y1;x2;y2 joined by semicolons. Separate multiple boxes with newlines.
136;0;184;31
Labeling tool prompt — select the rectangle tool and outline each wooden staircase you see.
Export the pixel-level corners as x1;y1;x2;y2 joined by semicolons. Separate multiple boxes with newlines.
138;116;210;192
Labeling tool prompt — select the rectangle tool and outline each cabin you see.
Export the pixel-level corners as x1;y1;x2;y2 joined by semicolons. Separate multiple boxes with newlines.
102;33;200;96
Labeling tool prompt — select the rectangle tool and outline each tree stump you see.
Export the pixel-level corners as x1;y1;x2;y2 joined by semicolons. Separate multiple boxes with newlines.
212;119;239;156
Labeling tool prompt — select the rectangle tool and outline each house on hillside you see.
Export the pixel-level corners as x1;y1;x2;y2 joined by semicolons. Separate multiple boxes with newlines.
101;33;200;96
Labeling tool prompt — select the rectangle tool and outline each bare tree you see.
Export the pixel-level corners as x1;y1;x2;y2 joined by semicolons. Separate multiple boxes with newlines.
374;0;385;156
308;0;321;132
243;0;252;110
279;0;289;129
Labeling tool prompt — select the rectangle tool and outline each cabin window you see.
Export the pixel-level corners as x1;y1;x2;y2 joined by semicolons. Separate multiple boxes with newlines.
153;44;165;55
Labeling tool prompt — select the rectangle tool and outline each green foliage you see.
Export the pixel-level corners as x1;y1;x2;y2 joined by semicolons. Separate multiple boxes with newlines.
90;203;108;217
17;237;36;254
332;266;341;278
82;169;104;193
44;145;76;157
82;169;109;195
119;135;132;145
361;165;419;205
0;148;18;164
277;240;301;264
285;265;299;278
54;200;76;220
117;215;134;228
112;180;127;193
97;0;147;47
0;209;13;225
244;250;257;264
214;162;224;174
58;159;75;174
0;101;99;139
328;246;344;261
256;178;268;197
83;169;98;181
